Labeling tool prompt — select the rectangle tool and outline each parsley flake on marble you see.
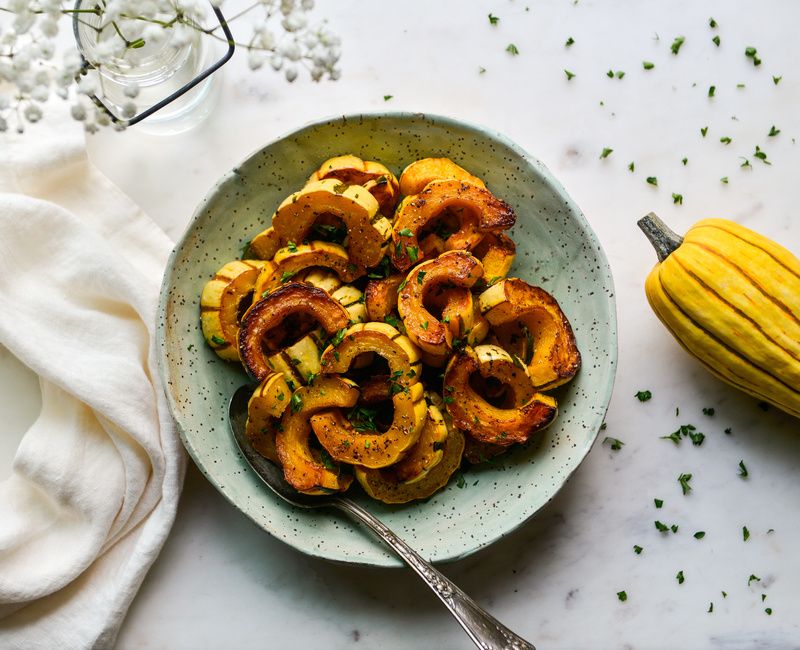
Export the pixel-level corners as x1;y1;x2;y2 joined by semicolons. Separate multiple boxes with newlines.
694;531;705;539
672;193;683;205
628;162;635;172
748;574;761;586
682;157;688;165
488;13;499;25
633;545;643;555
703;407;715;416
721;177;729;184
744;46;762;66
654;498;664;508
768;126;780;137
600;147;613;159
701;126;709;137
678;473;692;495
617;591;628;602
603;436;625;451
773;75;782;85
506;43;520;56
739;460;749;478
712;35;720;47
708;602;714;613
709;17;717;28
564;69;576;80
635;390;652;402
646;176;658;186
765;608;773;615
642;61;655;70
565;36;575;47
655;520;669;533
754;145;771;164
708;85;716;98
676;570;685;584
743;526;750;541
670;36;685;55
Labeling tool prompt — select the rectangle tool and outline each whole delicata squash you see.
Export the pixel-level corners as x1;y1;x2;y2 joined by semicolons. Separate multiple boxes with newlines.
398;157;486;196
639;213;800;418
201;259;267;361
390;179;516;271
444;345;558;445
239;283;350;382
479;278;581;391
272;178;392;268
308;154;400;218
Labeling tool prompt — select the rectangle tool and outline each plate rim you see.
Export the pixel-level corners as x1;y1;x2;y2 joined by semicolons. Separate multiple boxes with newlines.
156;110;619;567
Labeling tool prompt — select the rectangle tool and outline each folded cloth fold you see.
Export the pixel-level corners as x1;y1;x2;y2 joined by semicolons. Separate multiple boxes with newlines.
0;111;185;648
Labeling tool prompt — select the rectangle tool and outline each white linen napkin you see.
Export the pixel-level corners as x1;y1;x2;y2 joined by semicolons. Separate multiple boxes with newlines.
0;110;185;648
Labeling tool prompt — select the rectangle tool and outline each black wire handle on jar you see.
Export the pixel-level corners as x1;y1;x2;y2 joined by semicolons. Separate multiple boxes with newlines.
72;0;235;127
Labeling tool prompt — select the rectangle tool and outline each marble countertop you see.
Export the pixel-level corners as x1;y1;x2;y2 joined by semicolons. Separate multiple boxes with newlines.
4;0;798;648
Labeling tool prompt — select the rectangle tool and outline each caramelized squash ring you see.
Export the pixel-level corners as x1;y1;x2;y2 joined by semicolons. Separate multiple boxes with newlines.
309;154;400;218
245;372;292;463
239;283;350;382
398;157;486;196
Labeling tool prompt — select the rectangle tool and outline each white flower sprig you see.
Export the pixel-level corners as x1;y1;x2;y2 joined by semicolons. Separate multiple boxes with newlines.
0;0;341;133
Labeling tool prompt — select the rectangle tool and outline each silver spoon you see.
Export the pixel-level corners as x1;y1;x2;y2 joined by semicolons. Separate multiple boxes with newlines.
229;385;536;650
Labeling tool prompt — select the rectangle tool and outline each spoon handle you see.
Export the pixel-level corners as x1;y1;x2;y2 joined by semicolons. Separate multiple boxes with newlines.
333;498;536;650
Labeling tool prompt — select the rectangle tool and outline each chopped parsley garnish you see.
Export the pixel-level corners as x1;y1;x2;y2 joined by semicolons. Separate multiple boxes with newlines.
655;520;669;532
642;61;655;70
708;85;716;98
678;473;693;495
702;407;716;417
617;591;627;602
406;246;419;262
768;126;780;137
719;136;731;145
712;35;720;47
676;570;685;584
346;406;378;432
417;270;427;284
672;193;683;205
332;182;348;194
506;43;519;56
741;157;751;168
738;460;749;478
671;524;679;533
773;75;782;85
633;545;643;555
694;531;705;539
210;335;226;346
280;270;297;283
606;70;614;78
661;423;704;446
721;177;729;184
364;440;371;449
456;473;466;489
743;526;750;541
744;46;762;66
708;602;714;613
564;69;575;80
654;498;664;508
420;320;429;330
709;17;717;28
565;36;574;47
682;157;688;165
397;227;414;237
603;436;624;451
488;13;499;25
701;126;709;137
646;176;658;186
277;392;285;401
479;66;486;74
670;36;685;55
748;574;760;586
754;145;771;164
765;608;773;615
635;390;652;402
383;95;393;101
615;70;625;79
600;147;613;159
286;241;298;253
330;328;346;347
290;392;303;414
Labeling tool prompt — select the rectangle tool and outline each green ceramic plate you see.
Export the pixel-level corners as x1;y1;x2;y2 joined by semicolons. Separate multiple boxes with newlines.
157;113;617;567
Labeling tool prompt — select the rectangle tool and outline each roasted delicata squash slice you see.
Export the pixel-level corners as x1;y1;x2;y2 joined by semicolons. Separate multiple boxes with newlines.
319;322;423;386
245;372;292;463
296;269;368;324
390;180;516;271
272;178;393;268
479;278;581;390
355;403;465;503
311;381;427;468
254;241;364;297
397;251;485;359
365;273;405;322
275;376;359;494
444;345;558;445
398;157;486;196
201;259;267;361
308;154;400;218
267;331;326;387
239;283;350;381
473;232;516;285
243;226;282;261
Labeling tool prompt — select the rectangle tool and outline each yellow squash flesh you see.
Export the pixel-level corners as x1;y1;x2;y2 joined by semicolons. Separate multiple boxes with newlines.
640;214;800;418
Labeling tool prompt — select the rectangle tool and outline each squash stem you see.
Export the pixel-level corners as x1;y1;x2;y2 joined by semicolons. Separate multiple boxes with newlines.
637;213;683;262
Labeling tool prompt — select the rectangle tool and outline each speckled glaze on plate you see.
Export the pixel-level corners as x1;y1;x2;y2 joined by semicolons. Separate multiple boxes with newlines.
157;112;617;567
